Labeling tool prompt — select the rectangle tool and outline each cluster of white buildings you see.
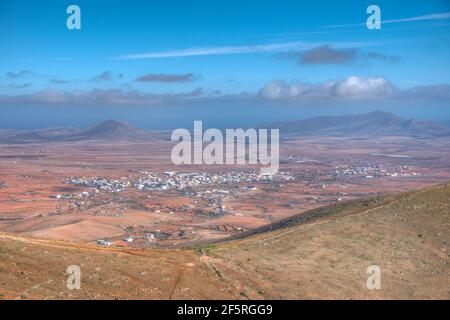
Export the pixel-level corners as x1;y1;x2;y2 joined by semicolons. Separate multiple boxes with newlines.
331;164;382;177
280;155;319;163
50;190;98;200
96;239;112;246
53;170;295;215
330;163;419;179
63;170;295;195
65;177;130;193
134;170;268;191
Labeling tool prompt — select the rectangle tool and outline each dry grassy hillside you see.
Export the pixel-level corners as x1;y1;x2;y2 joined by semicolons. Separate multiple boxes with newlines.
210;183;450;299
0;183;449;299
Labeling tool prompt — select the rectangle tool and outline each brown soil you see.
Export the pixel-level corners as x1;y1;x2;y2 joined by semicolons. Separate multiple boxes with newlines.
0;183;448;300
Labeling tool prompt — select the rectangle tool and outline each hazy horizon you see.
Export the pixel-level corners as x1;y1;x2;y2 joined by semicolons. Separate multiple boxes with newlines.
0;107;449;130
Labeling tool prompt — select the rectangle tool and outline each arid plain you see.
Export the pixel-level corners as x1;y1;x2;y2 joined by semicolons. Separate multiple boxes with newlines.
0;134;449;248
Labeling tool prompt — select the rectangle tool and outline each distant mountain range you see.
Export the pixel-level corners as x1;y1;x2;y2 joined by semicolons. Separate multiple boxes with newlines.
0;111;449;143
0;120;168;143
266;111;450;138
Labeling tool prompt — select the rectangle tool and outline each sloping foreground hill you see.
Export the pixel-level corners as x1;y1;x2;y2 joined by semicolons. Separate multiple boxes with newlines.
210;183;449;299
0;184;449;299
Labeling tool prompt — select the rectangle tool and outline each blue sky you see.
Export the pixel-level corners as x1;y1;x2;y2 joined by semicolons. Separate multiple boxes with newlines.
1;0;450;129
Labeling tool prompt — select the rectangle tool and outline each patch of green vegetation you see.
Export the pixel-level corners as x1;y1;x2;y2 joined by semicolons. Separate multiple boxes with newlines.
203;244;218;257
193;243;218;257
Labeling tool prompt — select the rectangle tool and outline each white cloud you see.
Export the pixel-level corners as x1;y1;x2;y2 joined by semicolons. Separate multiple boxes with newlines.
114;41;319;60
333;76;396;98
1;78;448;107
112;40;377;60
259;80;312;99
0;88;204;106
327;11;450;28
259;76;396;100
